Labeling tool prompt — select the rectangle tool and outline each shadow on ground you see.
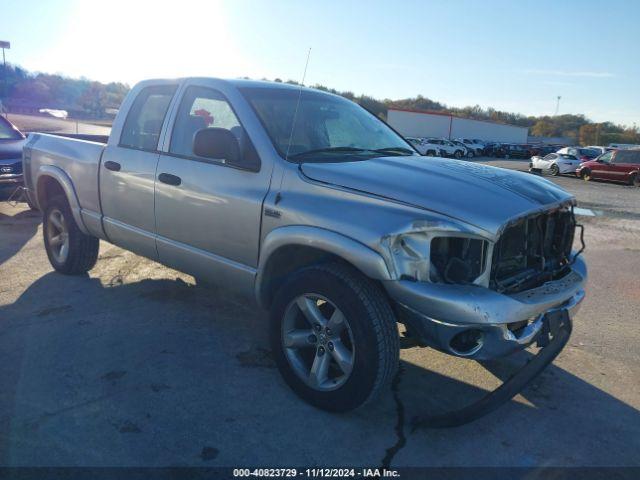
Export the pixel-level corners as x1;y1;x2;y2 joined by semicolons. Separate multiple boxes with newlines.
1;272;638;466
0;203;40;265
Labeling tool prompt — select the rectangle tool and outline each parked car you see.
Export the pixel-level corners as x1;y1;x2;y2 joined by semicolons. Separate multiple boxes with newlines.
608;143;640;150
494;143;531;159
530;152;582;176
426;138;466;159
0;115;27;191
23;78;587;413
405;137;443;156
483;142;500;157
585;146;613;156
556;147;600;162
576;149;640;186
450;139;474;158
454;138;484;156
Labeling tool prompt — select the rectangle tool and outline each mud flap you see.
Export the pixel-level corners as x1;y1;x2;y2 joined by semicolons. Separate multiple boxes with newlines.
411;310;572;430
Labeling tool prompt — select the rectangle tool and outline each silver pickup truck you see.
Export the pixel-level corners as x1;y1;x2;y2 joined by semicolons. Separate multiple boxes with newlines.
23;78;587;413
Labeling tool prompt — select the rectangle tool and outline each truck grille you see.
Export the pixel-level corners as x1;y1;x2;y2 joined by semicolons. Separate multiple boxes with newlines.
0;161;22;175
490;207;576;293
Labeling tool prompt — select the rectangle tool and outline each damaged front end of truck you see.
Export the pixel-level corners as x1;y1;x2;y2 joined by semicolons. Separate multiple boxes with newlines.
383;201;586;360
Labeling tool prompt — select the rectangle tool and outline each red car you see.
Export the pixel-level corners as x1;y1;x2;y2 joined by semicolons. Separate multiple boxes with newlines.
576;149;640;186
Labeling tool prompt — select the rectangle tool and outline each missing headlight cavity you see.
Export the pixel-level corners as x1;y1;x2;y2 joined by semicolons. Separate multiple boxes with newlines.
430;237;488;284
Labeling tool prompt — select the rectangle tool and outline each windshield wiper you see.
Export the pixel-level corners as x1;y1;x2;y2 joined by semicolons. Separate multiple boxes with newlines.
289;147;370;159
373;147;415;156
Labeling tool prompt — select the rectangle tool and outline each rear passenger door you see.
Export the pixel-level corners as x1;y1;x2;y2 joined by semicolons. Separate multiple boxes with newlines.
100;84;178;260
154;84;270;291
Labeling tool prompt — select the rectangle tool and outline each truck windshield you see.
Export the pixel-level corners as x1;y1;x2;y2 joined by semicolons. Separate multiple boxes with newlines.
240;86;416;162
0;117;24;140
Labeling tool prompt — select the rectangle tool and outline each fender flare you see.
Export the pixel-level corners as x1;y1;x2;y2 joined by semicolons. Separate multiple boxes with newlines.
36;165;90;235
255;225;392;308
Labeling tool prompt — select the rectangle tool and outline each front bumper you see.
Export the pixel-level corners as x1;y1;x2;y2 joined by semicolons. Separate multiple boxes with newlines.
0;173;24;185
385;255;587;360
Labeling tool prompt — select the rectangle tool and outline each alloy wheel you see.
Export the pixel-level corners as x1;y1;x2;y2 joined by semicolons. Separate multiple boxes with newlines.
282;294;355;391
46;207;70;264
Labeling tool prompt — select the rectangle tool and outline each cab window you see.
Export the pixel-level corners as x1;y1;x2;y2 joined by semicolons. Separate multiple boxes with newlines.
170;86;242;158
120;85;177;151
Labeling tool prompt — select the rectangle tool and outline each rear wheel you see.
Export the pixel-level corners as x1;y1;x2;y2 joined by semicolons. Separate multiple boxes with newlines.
426;150;435;156
630;173;640;187
549;164;560;176
467;150;475;158
454;150;462;159
43;195;99;274
270;263;399;412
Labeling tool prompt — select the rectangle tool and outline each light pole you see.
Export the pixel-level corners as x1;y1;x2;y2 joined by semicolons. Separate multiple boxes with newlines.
554;95;561;116
0;40;10;117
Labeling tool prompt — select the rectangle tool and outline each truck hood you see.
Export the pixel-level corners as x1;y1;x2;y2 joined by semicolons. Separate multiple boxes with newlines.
300;156;574;235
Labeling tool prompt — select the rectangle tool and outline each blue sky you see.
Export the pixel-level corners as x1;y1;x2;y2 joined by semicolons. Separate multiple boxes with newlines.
2;0;639;126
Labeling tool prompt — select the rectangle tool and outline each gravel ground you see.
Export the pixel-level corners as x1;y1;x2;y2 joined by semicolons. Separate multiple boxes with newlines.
1;160;639;468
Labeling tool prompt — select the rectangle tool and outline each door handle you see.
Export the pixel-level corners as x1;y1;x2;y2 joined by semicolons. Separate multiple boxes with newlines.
104;161;121;172
158;173;182;186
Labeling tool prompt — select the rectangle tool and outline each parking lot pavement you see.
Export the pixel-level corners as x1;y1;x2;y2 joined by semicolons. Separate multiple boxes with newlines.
1;185;639;467
5;113;111;136
473;157;640;218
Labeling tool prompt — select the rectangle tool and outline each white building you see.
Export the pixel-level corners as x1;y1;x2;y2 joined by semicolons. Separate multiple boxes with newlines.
387;108;528;143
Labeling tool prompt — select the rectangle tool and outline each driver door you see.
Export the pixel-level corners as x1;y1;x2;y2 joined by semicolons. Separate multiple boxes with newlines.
154;84;271;291
591;151;614;180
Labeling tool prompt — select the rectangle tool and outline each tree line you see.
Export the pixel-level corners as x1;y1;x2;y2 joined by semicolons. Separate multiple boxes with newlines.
1;63;637;145
0;64;128;119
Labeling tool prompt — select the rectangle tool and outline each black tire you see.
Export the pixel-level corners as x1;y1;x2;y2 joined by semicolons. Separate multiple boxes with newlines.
270;262;399;412
549;164;560;176
630;173;640;187
467;150;475;158
43;195;99;274
454;150;462;159
581;169;592;182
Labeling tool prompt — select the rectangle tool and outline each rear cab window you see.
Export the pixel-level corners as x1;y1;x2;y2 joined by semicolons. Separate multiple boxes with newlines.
120;85;177;151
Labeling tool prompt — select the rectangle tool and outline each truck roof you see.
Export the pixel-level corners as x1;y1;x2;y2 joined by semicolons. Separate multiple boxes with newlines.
139;77;316;92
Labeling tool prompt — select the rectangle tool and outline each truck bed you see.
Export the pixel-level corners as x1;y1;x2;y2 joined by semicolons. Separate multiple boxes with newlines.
24;132;107;226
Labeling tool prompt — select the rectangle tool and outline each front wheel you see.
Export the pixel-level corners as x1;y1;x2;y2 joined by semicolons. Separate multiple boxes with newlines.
549;164;560;176
426;150;435;156
43;195;99;274
270;263;399;412
454;150;462;159
581;169;592;182
630;174;640;187
467;150;475;158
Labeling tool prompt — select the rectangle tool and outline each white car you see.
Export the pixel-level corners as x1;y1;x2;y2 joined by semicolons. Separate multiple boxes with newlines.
405;137;444;156
450;139;474;157
454;138;484;155
529;152;581;176
557;146;600;162
426;138;466;159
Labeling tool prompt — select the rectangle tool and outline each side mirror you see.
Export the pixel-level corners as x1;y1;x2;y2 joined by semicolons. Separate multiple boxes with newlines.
193;128;241;165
